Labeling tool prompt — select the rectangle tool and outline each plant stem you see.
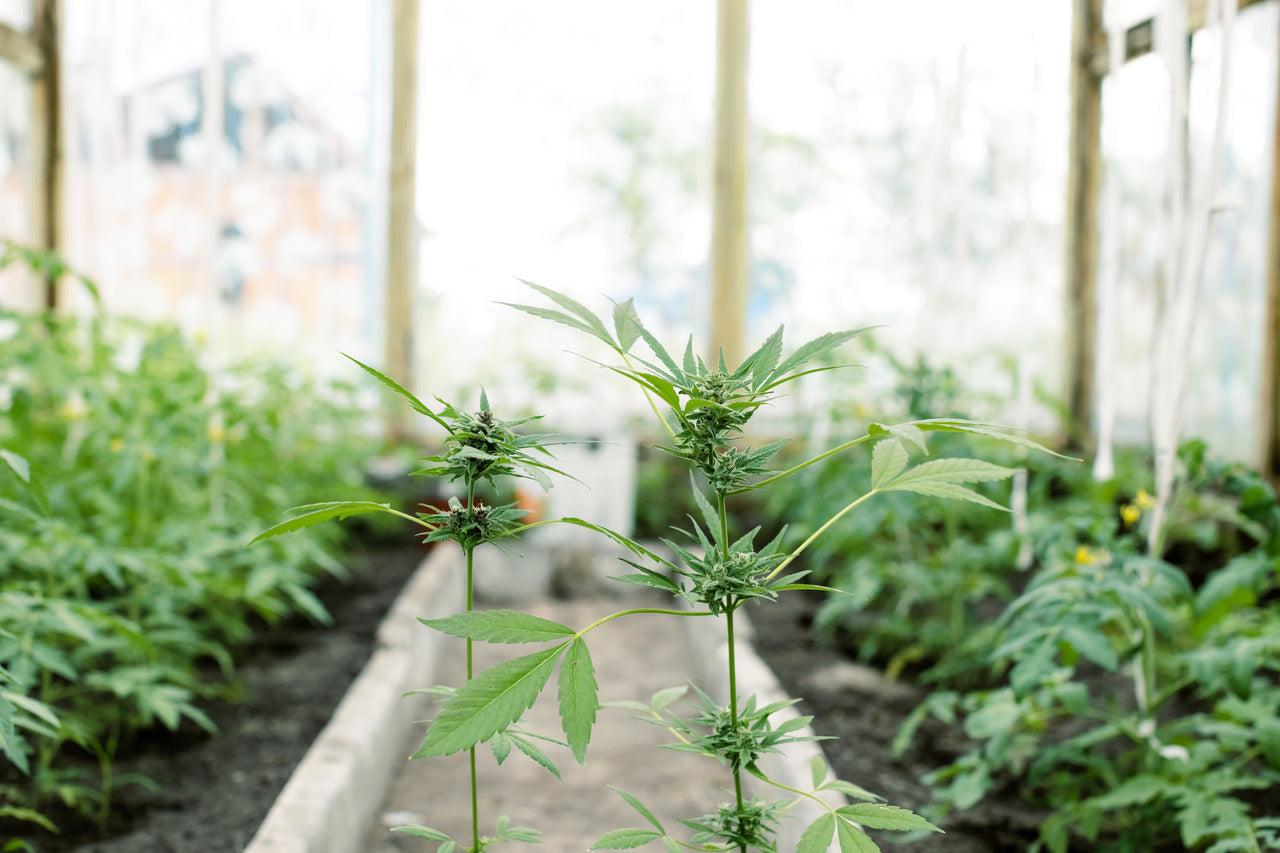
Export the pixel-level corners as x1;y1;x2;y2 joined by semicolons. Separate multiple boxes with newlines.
727;433;875;495
718;488;747;853
726;606;747;853
576;606;714;637
768;490;879;581
465;482;479;853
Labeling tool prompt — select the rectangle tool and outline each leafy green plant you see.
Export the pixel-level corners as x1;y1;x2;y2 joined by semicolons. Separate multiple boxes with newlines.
0;251;383;840
898;440;1280;852
259;282;1048;851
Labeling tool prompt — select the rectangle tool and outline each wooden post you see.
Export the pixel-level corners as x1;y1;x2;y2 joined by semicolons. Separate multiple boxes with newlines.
709;0;749;368
28;0;61;309
386;0;419;438
1062;0;1105;445
1259;7;1280;475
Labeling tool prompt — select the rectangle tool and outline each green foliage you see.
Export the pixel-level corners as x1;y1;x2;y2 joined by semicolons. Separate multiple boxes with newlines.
269;283;1037;851
895;436;1280;850
0;298;381;837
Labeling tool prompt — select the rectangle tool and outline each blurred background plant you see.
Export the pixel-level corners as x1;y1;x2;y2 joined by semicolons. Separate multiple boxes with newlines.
0;257;387;835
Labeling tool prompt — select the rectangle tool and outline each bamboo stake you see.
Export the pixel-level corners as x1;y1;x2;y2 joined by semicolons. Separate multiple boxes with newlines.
386;0;420;440
709;0;748;368
1260;8;1280;476
29;0;61;309
1063;0;1105;446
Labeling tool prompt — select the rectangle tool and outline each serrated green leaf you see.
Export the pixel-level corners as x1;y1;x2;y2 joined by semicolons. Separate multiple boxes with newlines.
419;610;575;644
767;327;873;388
554;518;673;567
517;279;613;343
797;813;836;853
871;440;908;490
811;754;829;789
342;353;447;428
837;817;881;852
591;829;663;849
415;644;566;756
650;685;688;712
613;299;642;352
610;571;681;594
746;326;785;387
392;824;453;841
251;501;406;544
510;732;562;779
1060;624;1118;672
878;458;1016;511
838;803;942;833
884;418;1072;458
559;637;598;763
822;778;885;802
610;787;666;832
490;730;512;764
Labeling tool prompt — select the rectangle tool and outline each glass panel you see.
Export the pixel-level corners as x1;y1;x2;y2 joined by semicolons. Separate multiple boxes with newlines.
749;1;1072;427
61;0;379;376
0;0;31;30
414;1;715;426
1098;2;1277;460
0;59;37;310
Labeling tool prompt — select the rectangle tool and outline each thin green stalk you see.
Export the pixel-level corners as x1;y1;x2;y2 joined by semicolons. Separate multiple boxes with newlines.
466;544;478;851
576;607;714;637
465;483;479;853
727;433;875;495
718;488;747;853
768;490;879;581
726;606;747;853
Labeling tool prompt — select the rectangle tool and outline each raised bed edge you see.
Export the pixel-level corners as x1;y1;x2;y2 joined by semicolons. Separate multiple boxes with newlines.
244;543;464;853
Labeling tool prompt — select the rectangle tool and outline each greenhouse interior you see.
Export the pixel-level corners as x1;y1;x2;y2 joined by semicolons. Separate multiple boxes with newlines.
3;0;1280;851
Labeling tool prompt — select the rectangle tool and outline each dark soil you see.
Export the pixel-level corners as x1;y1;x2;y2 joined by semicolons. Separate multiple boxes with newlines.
746;591;1047;852
8;542;426;853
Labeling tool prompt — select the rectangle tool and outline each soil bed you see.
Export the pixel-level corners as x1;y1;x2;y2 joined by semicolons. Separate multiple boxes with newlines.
7;542;425;853
745;591;1046;852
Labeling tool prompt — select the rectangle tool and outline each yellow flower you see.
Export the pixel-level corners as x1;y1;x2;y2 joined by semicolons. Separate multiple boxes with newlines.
1135;489;1156;510
1075;546;1111;566
60;392;88;420
1121;504;1141;526
109;438;124;453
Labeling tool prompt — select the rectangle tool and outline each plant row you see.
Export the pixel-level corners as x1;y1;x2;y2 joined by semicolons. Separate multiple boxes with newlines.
0;269;382;842
767;348;1280;852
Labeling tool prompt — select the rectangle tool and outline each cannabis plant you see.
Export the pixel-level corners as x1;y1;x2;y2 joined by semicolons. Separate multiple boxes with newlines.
259;283;1048;852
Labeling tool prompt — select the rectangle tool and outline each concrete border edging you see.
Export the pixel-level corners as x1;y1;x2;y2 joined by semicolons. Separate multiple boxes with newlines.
244;544;463;853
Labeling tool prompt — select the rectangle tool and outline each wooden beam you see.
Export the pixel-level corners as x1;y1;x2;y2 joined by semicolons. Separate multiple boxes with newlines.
385;0;419;438
1119;0;1266;65
1063;0;1105;445
0;21;42;74
1259;6;1280;475
28;0;61;309
708;0;749;368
